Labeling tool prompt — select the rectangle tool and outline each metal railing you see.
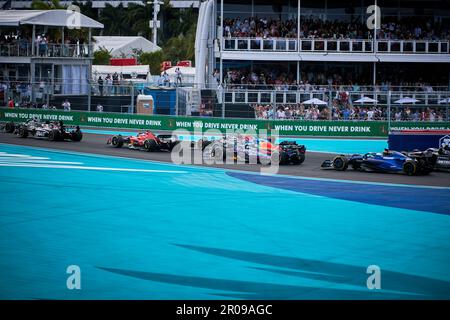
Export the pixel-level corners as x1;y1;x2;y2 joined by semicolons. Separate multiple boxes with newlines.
0;43;93;58
222;37;450;54
219;89;450;106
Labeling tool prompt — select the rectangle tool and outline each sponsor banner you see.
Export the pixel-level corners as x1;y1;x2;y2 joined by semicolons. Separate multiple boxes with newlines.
1;108;449;137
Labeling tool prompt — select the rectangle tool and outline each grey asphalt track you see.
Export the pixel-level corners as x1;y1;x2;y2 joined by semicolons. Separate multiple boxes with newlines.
1;131;449;187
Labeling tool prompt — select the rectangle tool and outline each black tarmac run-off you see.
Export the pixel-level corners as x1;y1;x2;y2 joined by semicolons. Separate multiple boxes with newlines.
0;131;449;188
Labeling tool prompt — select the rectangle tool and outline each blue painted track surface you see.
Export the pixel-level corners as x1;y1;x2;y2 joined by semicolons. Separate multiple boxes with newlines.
0;143;449;299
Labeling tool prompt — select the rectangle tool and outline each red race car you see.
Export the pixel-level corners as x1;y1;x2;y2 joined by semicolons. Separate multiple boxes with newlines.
107;131;180;152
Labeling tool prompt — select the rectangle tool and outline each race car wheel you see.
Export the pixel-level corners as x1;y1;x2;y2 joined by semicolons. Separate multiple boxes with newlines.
71;131;83;142
18;125;28;138
111;135;124;148
168;140;180;151
48;129;61;141
5;122;15;133
199;139;212;150
333;156;348;171
351;162;361;170
403;160;417;176
297;154;305;165
144;139;157;152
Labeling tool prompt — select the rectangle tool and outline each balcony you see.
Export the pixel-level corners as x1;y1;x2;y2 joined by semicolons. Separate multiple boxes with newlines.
0;43;93;58
222;38;450;55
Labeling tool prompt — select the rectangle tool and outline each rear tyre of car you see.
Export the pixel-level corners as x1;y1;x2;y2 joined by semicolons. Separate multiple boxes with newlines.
168;140;180;151
71;131;83;142
199;139;212;150
18;125;28;138
351;162;361;170
403;160;417;176
5;122;15;133
111;135;123;148
48;129;60;141
144;139;157;152
333;156;348;171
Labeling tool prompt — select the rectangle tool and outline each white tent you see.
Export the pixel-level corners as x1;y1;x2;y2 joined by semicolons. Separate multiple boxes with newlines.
92;65;151;81
0;10;103;28
93;36;161;57
355;97;378;103
302;98;327;105
394;97;421;104
438;98;450;104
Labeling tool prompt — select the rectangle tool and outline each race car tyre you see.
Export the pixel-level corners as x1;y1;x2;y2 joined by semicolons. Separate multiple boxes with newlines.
351;162;361;170
333;156;348;171
279;153;289;165
168;140;180;151
5;122;15;133
71;131;83;142
144;139;158;152
403;160;417;176
297;154;305;165
48;129;61;141
18;125;28;138
111;135;124;148
199;139;212;150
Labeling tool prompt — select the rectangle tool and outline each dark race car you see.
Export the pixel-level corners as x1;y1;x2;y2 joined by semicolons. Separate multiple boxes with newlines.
321;149;434;175
14;119;82;141
203;135;306;165
107;131;180;152
406;147;450;172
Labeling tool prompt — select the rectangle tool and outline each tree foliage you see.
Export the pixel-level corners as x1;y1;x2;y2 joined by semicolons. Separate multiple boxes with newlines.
93;49;112;65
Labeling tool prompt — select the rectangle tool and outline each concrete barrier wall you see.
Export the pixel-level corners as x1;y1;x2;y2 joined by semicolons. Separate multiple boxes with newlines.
1;108;449;137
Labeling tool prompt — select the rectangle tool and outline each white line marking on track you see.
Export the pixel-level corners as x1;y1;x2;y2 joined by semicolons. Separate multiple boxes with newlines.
0;159;84;165
0;162;188;173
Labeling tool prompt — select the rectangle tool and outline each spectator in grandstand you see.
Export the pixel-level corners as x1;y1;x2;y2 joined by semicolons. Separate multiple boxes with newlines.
105;74;112;95
98;76;104;96
8;97;14;108
62;99;71;112
163;71;170;87
213;69;221;86
96;103;104;112
175;67;182;85
112;72;119;95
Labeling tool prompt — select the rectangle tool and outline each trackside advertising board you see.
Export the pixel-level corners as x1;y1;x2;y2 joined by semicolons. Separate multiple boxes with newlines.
1;108;449;137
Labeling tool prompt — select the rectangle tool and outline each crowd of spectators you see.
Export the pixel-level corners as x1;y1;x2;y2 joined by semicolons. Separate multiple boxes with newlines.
223;16;450;41
252;102;447;122
223;67;444;92
0;32;89;57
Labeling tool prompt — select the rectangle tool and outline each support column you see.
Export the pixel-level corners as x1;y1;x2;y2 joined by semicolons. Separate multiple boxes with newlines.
30;61;36;103
220;0;224;85
61;27;64;57
373;61;376;87
88;28;92;57
297;0;301;53
387;89;391;132
31;25;36;56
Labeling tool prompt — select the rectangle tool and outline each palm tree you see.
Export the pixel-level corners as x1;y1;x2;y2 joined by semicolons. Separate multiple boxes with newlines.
31;0;65;10
99;4;130;36
125;3;152;38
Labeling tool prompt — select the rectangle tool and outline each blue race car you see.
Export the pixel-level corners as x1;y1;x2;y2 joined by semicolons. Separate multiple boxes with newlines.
321;149;435;175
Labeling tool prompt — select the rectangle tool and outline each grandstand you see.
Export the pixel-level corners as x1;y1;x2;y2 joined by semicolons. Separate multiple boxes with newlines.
187;0;450;120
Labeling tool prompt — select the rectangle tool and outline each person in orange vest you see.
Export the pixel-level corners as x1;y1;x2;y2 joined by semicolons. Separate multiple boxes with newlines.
8;98;14;108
